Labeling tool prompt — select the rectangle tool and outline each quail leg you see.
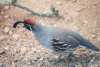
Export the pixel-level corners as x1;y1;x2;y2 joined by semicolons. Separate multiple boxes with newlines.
67;53;76;67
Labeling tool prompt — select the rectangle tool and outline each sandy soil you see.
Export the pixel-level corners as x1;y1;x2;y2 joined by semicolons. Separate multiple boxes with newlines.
0;0;100;67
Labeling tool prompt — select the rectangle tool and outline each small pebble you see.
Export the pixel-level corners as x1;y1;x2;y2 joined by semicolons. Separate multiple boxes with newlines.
0;48;5;55
4;15;9;19
56;1;62;5
12;34;20;40
91;34;96;38
4;27;10;33
4;6;10;10
9;31;13;35
0;11;4;14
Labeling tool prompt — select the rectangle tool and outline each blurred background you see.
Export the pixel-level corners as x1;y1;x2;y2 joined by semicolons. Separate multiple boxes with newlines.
0;0;100;67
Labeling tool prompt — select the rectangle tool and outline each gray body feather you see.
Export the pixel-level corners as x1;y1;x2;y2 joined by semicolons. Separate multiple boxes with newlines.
31;24;100;53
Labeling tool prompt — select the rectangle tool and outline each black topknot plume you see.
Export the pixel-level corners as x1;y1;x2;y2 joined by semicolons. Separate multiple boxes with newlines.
13;21;24;28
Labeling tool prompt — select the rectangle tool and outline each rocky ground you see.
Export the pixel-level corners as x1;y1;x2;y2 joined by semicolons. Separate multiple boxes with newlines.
0;0;100;67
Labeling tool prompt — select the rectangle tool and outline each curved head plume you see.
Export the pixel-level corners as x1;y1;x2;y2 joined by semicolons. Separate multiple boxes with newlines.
13;17;37;31
13;21;24;28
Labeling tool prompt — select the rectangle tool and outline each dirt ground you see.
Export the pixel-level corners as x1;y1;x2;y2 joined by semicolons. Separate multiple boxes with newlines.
0;0;100;67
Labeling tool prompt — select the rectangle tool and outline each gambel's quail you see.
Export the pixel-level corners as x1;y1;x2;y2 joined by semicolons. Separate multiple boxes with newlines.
13;17;100;64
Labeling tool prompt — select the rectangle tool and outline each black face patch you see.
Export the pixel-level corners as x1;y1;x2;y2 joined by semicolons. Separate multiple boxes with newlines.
24;24;33;31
